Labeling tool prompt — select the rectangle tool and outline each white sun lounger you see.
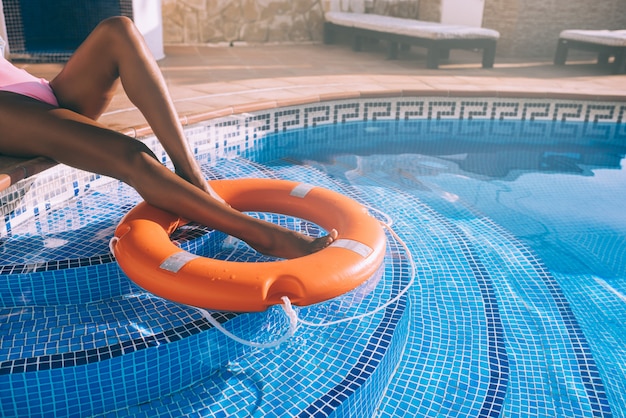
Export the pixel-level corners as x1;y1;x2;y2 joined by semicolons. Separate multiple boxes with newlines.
554;29;626;74
323;12;500;69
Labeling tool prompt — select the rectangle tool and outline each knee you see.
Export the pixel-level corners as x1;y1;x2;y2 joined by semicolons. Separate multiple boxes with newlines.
94;16;140;46
99;16;135;33
118;140;161;183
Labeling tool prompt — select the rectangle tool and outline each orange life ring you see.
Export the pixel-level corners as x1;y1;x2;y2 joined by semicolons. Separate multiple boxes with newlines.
111;178;386;312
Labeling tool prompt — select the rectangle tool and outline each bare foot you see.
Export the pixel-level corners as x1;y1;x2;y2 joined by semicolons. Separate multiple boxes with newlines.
249;228;338;259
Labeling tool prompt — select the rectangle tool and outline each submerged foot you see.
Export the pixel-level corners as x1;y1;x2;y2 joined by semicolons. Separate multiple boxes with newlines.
251;228;338;259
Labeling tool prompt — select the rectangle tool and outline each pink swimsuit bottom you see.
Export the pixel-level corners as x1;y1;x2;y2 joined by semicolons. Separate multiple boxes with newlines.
0;56;59;107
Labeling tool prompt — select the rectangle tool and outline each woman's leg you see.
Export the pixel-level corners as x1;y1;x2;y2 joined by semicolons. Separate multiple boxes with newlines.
49;16;206;193
36;16;335;257
0;93;335;259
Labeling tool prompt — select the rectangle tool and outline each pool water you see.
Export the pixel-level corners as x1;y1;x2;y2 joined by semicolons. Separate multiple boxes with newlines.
1;117;625;417
255;119;626;417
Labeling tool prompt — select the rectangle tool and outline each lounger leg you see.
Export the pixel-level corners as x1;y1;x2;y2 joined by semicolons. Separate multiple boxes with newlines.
388;41;399;59
352;35;362;52
482;41;496;68
323;22;334;44
613;50;626;74
554;39;568;65
598;52;610;65
426;47;440;69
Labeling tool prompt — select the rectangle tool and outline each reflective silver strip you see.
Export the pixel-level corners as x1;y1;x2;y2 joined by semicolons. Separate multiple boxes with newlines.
330;238;373;258
290;183;315;198
159;251;200;273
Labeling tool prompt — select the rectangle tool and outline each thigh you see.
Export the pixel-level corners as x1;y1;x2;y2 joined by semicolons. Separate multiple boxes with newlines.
0;92;59;157
49;18;127;119
0;91;150;179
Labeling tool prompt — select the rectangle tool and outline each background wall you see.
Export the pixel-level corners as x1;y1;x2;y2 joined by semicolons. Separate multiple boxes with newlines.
161;0;419;44
483;0;626;57
161;0;626;57
162;0;326;44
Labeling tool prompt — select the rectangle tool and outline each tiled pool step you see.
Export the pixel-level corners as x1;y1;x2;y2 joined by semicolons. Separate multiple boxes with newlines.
0;294;214;364
99;299;410;418
0;224;218;308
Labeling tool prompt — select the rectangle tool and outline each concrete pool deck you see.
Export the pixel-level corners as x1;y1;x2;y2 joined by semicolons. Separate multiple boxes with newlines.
1;42;625;191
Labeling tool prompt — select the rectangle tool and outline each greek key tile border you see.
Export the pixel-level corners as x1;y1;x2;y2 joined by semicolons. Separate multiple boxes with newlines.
183;97;625;159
